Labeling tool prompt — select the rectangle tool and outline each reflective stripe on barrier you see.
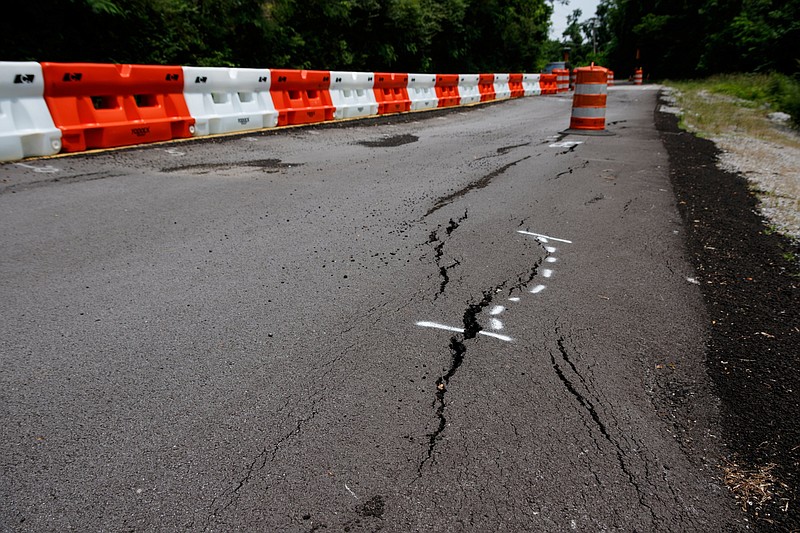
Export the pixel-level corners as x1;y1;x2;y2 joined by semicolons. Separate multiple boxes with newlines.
373;73;411;115
478;74;495;102
435;74;460;108
458;74;481;105
509;74;524;98
539;73;557;95
493;73;511;100
330;71;378;120
522;73;541;96
407;73;438;111
270;69;334;126
568;65;608;131
0;61;62;161
182;67;277;136
41;62;194;153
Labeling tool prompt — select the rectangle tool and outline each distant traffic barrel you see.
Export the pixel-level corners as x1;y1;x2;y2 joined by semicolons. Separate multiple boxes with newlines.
553;68;569;93
564;65;610;134
634;68;643;85
607;70;614;86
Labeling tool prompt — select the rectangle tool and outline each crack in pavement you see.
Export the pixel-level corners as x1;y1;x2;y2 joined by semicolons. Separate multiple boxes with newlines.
424;156;532;217
426;210;469;300
551;160;590;181
415;232;550;478
548;327;658;525
203;342;360;528
416;289;495;477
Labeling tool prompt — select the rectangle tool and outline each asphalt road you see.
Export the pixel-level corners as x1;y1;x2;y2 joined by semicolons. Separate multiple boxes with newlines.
1;88;749;531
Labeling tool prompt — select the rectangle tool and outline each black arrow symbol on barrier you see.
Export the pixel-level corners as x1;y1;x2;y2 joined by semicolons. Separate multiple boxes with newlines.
14;74;35;84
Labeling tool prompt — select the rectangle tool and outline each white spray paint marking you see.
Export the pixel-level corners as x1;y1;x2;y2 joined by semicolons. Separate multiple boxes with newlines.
416;321;512;342
416;321;463;333
164;148;185;156
490;318;504;330
517;231;573;244
545;246;557;253
686;277;700;285
489;305;505;316
530;285;546;294
546;257;558;263
344;484;358;499
542;269;553;278
549;141;583;149
508;297;521;302
480;331;512;342
14;163;60;173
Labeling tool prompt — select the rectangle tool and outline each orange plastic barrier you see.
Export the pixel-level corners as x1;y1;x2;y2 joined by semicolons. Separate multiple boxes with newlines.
568;65;608;131
607;70;614;86
634;68;643;85
40;63;194;153
373;73;411;114
269;69;334;126
539;73;558;95
435;74;460;108
508;73;524;98
478;74;495;102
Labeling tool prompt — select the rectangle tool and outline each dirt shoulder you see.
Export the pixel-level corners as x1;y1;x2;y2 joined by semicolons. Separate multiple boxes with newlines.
655;94;800;530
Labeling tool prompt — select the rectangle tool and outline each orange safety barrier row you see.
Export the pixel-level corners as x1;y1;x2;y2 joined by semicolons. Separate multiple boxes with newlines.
373;73;411;115
478;74;495;102
508;74;524;98
41;62;195;152
270;69;334;126
435;74;460;108
3;61;561;162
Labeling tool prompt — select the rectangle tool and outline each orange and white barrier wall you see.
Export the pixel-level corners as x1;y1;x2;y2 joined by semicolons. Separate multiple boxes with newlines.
1;61;581;161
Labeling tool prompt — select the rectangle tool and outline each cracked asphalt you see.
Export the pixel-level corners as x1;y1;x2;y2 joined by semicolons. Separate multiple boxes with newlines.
1;87;749;531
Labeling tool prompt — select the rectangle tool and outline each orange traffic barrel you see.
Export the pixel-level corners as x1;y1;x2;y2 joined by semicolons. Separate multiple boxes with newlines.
553;68;569;93
562;65;612;135
607;70;614;86
569;69;576;90
634;68;643;85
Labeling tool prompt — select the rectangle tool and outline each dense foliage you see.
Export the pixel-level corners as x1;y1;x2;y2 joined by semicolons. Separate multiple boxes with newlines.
561;0;800;79
1;0;552;72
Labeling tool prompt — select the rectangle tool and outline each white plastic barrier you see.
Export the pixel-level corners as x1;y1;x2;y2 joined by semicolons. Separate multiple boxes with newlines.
407;73;438;111
0;62;62;162
458;74;481;105
522;73;542;96
329;71;378;119
493;73;511;100
182;66;278;136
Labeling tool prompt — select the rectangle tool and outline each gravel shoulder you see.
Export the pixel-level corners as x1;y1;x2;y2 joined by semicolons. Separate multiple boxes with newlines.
656;93;800;530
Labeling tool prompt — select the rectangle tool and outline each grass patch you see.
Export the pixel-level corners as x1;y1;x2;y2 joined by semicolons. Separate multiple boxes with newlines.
664;74;800;240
